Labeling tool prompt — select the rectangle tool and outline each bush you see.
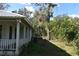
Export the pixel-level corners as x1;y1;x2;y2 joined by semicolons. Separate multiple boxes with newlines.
19;43;28;55
65;31;77;42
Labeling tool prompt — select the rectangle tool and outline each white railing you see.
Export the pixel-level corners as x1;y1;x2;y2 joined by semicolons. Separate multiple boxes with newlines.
0;39;16;50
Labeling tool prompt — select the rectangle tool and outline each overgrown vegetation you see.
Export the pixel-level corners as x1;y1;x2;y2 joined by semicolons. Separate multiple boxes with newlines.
31;14;79;55
49;15;79;55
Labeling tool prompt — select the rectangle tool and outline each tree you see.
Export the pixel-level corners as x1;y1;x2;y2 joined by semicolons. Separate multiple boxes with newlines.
32;3;57;40
12;8;32;20
12;10;17;13
0;3;9;10
32;3;57;22
49;15;79;42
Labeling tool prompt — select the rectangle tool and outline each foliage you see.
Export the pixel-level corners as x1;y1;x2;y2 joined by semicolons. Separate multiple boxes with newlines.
32;19;47;36
32;3;57;40
49;15;79;54
32;3;57;22
12;8;32;20
49;15;79;41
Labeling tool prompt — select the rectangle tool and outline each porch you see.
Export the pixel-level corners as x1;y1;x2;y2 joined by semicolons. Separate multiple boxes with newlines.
0;18;32;55
0;39;16;51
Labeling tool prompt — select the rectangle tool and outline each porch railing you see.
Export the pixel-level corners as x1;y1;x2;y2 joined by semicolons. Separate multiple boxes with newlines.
0;39;16;51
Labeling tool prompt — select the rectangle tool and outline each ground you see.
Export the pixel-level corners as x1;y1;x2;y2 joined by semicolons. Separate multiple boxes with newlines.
49;40;77;56
19;38;74;56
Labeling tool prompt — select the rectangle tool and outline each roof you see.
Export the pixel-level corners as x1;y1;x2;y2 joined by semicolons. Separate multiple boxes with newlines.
0;10;25;17
0;10;33;29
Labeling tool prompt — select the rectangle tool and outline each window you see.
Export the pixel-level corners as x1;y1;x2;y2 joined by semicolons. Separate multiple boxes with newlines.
0;25;2;39
9;26;12;39
15;27;16;39
20;24;24;39
25;27;28;38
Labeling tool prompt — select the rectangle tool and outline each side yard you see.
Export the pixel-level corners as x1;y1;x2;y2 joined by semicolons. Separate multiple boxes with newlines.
19;39;71;56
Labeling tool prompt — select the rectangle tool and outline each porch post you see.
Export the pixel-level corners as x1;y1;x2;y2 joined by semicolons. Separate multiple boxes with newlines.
15;19;20;55
24;26;26;39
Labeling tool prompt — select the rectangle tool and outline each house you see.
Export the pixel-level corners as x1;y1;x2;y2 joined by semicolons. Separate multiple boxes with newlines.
0;10;32;55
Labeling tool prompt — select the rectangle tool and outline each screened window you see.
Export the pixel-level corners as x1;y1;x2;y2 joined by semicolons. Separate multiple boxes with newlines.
25;27;28;38
15;27;16;39
20;24;24;39
0;25;2;39
9;26;12;39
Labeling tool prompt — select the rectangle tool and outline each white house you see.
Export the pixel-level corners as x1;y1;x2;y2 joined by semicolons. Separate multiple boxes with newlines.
0;10;32;55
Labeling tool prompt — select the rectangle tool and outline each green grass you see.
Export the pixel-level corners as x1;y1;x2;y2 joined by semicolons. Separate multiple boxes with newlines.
19;39;71;56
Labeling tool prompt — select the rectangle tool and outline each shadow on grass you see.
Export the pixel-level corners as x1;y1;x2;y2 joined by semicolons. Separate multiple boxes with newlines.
19;38;71;56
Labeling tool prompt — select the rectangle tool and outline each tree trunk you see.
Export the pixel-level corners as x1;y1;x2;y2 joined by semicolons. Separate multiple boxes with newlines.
45;22;50;40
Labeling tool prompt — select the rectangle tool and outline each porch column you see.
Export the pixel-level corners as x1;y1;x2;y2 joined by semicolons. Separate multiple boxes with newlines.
15;19;20;55
30;29;32;41
27;27;30;41
24;26;26;39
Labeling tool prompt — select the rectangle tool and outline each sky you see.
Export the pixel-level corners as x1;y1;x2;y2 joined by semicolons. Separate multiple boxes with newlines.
53;3;79;16
6;3;79;17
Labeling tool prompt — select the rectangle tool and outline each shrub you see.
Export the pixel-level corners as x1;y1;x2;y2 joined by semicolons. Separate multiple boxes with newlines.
65;31;77;42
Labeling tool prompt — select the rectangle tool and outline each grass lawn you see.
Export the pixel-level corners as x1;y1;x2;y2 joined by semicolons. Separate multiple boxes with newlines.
19;39;71;56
